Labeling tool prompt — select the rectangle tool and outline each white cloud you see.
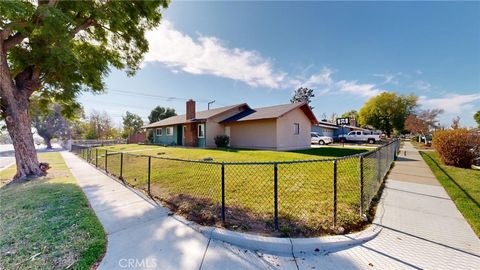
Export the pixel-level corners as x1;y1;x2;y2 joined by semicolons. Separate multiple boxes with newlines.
144;21;287;88
413;80;432;92
144;21;385;98
301;68;383;98
418;94;480;114
374;73;395;84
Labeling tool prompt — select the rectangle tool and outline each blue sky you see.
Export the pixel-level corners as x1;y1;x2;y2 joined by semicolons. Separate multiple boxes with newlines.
79;1;480;127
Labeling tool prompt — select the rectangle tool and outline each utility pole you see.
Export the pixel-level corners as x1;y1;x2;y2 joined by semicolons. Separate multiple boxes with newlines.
208;100;215;110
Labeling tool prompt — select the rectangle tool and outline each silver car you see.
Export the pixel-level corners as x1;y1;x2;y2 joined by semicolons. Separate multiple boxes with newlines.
311;132;333;145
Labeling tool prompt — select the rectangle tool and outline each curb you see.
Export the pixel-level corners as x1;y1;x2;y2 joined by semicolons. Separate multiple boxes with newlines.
198;224;381;256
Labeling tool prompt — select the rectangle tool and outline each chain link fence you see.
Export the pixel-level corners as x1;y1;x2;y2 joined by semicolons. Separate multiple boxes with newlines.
71;139;400;236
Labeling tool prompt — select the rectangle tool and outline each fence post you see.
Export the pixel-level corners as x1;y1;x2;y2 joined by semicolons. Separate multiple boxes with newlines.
221;162;225;224
333;160;338;228
120;153;123;179
105;150;108;173
359;155;364;216
147;156;151;195
95;149;98;167
273;163;279;231
377;150;381;182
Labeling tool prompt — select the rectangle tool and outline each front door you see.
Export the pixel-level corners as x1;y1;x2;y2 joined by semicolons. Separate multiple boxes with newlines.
177;125;183;145
225;126;231;146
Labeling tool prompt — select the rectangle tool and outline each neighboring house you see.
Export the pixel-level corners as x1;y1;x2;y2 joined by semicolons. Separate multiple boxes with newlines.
311;121;338;137
142;100;318;150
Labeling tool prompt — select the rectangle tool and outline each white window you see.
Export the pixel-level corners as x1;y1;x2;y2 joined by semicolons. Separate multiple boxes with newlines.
198;124;205;138
293;123;300;135
166;126;174;136
183;125;186;138
156;128;162;136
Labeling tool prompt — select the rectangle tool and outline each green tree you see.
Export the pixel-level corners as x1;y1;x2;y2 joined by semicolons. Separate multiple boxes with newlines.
84;111;117;140
474;111;480;128
0;0;169;179
148;106;177;123
358;92;417;136
290;87;315;109
122;111;144;138
341;110;359;120
30;100;80;149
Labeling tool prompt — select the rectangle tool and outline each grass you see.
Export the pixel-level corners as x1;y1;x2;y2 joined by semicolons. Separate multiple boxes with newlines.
99;144;368;162
0;152;106;269
420;151;480;237
80;144;389;237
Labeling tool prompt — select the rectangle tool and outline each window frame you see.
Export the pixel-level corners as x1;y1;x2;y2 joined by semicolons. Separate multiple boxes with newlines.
293;123;300;135
156;128;162;136
166;126;174;136
198;123;205;138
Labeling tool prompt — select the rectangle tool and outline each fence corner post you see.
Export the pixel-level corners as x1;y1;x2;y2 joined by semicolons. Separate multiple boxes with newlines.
273;162;279;231
147;156;151;195
120;152;124;179
359;155;364;216
105;150;108;173
95;148;98;167
221;162;225;224
333;160;337;229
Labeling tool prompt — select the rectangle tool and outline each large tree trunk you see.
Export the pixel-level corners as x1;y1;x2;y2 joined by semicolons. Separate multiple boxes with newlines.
43;136;52;149
1;50;45;180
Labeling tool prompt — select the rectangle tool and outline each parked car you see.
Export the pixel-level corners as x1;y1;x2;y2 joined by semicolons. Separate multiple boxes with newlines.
338;131;380;144
310;132;333;145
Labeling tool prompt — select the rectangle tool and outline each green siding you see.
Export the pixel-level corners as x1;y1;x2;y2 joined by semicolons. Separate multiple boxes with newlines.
152;126;179;145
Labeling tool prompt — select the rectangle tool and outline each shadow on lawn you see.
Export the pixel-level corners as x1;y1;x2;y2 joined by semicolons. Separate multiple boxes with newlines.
292;147;368;157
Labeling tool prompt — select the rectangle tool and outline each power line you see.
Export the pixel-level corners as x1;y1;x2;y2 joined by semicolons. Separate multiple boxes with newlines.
106;88;213;103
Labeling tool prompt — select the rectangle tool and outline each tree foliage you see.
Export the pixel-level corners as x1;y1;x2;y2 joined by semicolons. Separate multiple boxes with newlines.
474;111;480;128
122;111;144;138
84;111;117;140
341;110;359;120
0;0;169;179
30;99;79;148
418;109;443;130
358;92;417;136
404;114;428;135
290;87;315;109
148;106;176;123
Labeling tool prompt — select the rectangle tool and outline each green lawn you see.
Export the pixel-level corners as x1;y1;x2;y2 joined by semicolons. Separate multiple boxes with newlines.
0;153;106;269
420;151;480;236
79;144;389;236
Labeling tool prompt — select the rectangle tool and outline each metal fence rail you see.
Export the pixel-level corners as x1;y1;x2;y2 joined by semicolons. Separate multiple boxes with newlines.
71;140;400;236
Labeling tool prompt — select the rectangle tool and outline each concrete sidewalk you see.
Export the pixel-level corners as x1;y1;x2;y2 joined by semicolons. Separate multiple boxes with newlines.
61;151;294;270
295;142;480;269
61;142;480;269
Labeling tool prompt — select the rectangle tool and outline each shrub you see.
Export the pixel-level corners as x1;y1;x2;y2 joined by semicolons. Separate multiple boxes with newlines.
432;129;480;168
214;135;230;148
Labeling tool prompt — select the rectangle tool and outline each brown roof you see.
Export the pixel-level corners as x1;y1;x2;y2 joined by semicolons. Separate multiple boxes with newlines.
142;103;247;128
221;102;318;124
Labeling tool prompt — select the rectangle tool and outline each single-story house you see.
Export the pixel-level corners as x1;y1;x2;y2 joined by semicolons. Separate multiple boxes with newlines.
142;100;318;150
311;121;338;137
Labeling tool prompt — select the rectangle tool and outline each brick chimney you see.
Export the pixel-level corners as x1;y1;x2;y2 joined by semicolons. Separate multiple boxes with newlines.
186;99;196;120
350;117;357;127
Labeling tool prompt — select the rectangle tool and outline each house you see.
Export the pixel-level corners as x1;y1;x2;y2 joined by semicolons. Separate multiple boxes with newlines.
142;100;318;150
311;121;338;137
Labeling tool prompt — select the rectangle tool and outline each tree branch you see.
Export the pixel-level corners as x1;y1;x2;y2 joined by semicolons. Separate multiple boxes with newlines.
2;32;26;53
71;18;95;37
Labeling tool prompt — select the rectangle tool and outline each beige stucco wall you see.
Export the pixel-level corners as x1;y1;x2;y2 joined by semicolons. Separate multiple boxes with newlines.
225;119;277;149
275;107;312;150
205;106;248;147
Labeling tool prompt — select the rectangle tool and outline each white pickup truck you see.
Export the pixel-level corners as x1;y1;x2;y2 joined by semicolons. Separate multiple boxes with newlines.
338;131;381;144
